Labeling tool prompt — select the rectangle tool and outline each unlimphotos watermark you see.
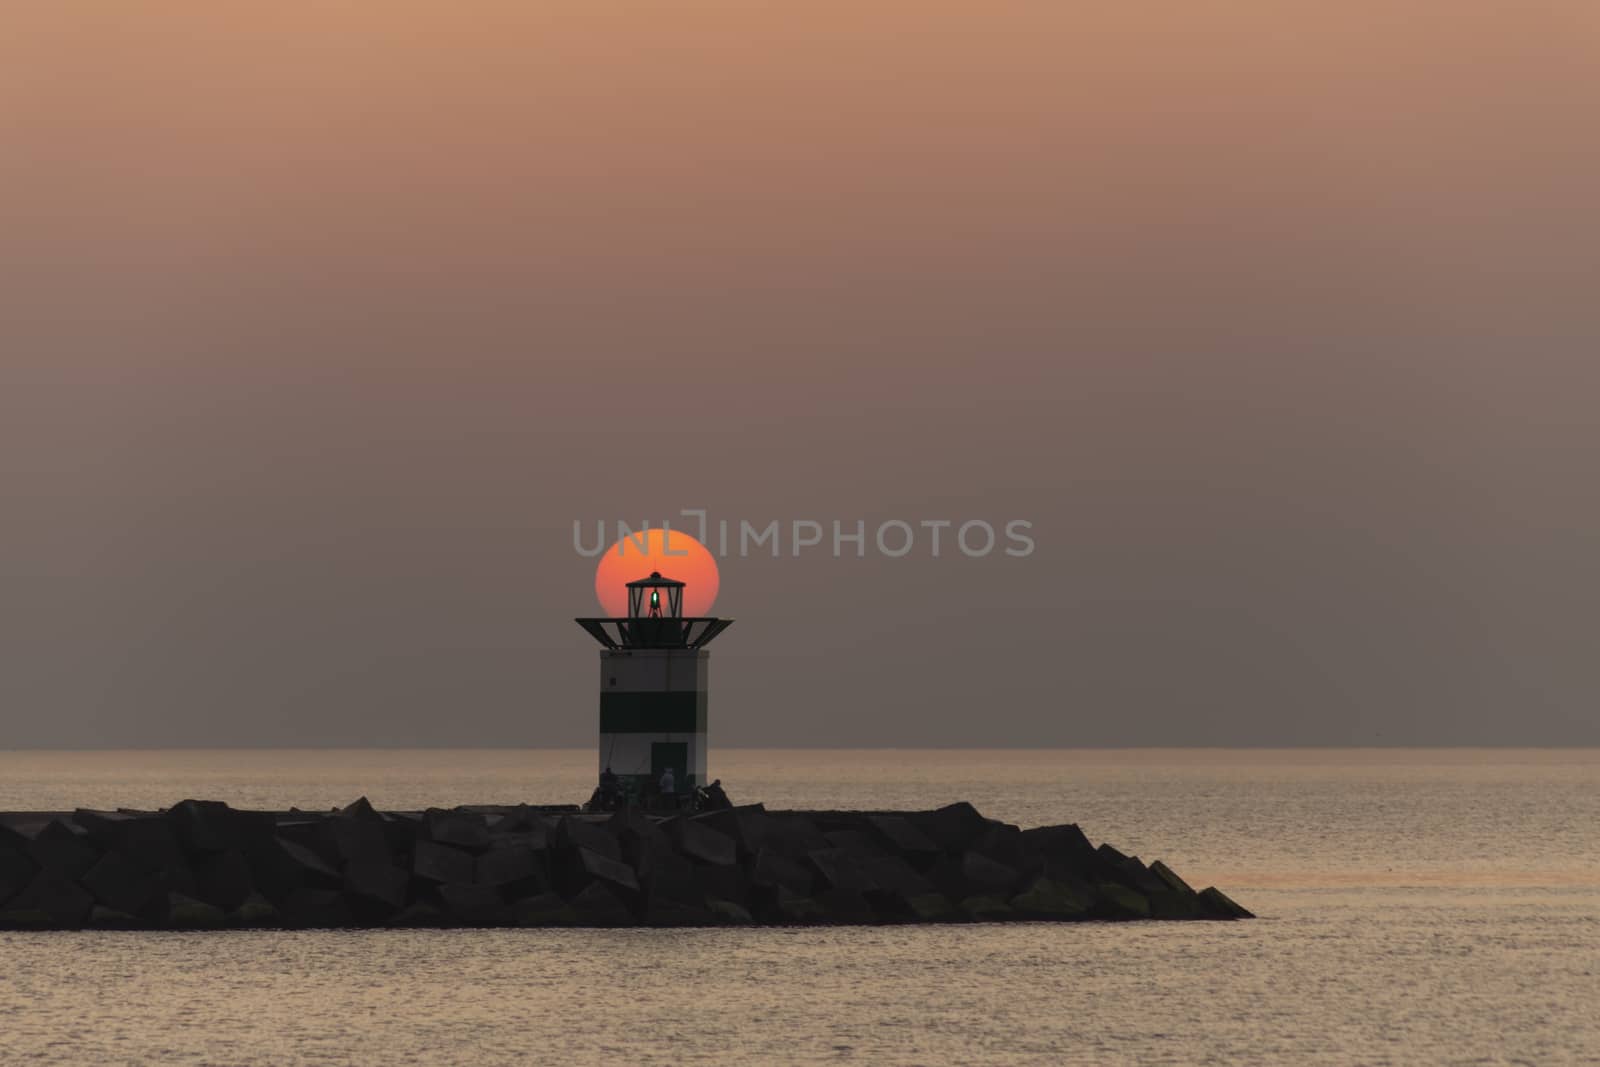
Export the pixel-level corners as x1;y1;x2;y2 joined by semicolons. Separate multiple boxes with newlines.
574;510;1034;559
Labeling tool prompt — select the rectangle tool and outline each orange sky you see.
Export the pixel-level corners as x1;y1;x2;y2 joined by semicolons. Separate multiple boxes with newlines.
2;3;1598;745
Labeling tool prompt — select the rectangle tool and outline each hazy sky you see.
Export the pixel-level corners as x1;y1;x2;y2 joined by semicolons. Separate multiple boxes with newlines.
3;3;1598;747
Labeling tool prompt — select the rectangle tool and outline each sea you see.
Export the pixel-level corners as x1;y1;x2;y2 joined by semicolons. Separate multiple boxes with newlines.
0;748;1595;1066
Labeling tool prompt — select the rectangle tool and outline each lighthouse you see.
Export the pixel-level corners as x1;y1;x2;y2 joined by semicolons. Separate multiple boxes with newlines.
576;571;732;802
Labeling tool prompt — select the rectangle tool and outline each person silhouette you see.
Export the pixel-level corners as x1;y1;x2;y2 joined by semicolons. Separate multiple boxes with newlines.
659;766;675;797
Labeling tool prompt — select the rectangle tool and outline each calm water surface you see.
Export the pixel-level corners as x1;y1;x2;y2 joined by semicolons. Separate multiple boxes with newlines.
0;748;1595;1065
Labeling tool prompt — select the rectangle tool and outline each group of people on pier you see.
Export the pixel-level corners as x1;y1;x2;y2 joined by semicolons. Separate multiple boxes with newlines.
588;766;731;813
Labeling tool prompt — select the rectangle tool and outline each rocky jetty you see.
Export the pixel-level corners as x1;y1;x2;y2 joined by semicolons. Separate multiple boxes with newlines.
0;799;1251;929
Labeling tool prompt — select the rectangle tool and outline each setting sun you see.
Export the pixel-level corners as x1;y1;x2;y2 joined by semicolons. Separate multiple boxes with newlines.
593;528;719;617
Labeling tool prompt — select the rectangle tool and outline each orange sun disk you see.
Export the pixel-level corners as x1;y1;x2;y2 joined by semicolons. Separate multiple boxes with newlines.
594;529;720;617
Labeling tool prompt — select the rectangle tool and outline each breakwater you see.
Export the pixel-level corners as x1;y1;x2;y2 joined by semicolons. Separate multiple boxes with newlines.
0;799;1251;929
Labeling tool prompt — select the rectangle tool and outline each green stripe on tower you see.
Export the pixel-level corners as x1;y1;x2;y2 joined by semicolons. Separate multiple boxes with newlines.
599;691;706;734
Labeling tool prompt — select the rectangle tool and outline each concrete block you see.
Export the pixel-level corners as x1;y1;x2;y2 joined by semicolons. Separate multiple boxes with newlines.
124;818;186;874
274;836;341;883
440;883;511;926
555;816;621;862
692;805;768;855
70;809;138;849
750;849;813;895
331;818;392;867
380;811;423;854
195;850;256;912
475;843;545;893
424;809;491;851
166;892;226;930
283;888;352;928
514;892;578;927
973;822;1027;870
646;897;715;927
1148;889;1201;919
577;847;639;893
29;820;100;880
960;894;1015;921
690;862;746;905
1020;824;1095;867
862;855;935;896
1096;883;1151;919
705;898;754;925
0;820;31;854
673;818;737;867
772;889;826;923
87;905;139;929
807;848;877;893
168;799;238;853
897;892;958;922
1197;886;1254;919
1109;855;1169;895
762;816;830;858
276;819;341;869
82;851;160;917
961;851;1024;895
343;860;410;911
0;844;39;908
1149;860;1195;895
1009;877;1093;919
567;881;633;926
152;860;199;899
0;908;57;929
337;796;382;821
389;901;446;928
816;888;876;923
822;830;876;854
607;809;671;854
913;802;988;854
229;892;282;927
488;804;543;836
414;840;475;885
640;846;697;903
9;870;93;927
867;815;939;855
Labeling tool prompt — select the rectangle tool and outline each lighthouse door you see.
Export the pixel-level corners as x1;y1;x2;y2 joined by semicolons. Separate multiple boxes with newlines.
651;741;688;786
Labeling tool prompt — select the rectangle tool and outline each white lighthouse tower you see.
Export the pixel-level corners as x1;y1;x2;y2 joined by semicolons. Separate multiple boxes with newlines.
576;571;732;803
